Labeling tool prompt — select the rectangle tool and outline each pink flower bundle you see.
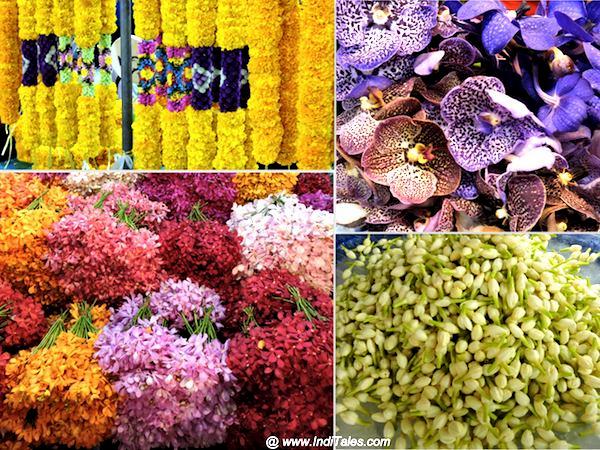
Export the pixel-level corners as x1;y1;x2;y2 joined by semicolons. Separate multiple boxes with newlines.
45;206;163;303
69;182;169;230
227;194;334;290
95;279;237;450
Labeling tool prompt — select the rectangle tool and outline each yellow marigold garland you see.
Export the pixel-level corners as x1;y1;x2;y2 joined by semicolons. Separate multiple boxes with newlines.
17;0;36;40
213;0;247;169
72;95;102;164
97;83;121;161
36;84;57;148
161;0;187;47
185;0;218;169
0;0;20;125
16;87;38;163
161;107;188;169
132;102;162;169
187;108;217;169
74;0;101;49
134;0;161;39
233;172;298;204
100;0;117;35
276;0;300;166
52;0;74;35
54;81;80;161
295;0;334;170
246;0;284;166
35;0;53;35
244;109;258;169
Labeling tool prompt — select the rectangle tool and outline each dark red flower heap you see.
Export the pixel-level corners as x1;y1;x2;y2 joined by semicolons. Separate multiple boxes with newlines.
0;280;46;351
159;219;243;299
226;276;333;448
294;173;333;196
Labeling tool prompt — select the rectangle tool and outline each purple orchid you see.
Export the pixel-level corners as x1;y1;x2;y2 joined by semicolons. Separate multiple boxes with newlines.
440;76;548;171
361;116;461;204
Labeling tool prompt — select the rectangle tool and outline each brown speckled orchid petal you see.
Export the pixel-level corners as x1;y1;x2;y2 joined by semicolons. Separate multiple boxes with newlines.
388;164;438;204
336;107;362;129
560;189;599;220
507;174;546;232
374;97;422;121
449;198;484;218
365;207;406;225
386;221;413;232
381;79;417;103
414;72;462;104
339;112;379;156
361;116;418;184
415;121;461;196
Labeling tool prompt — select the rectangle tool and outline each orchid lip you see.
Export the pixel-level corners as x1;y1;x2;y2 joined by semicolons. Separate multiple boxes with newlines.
533;65;560;107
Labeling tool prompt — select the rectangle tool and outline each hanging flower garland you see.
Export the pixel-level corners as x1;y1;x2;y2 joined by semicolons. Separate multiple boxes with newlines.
15;0;39;163
246;0;283;166
212;0;248;170
97;0;121;167
295;0;334;170
0;0;20;126
53;0;80;167
276;0;300;167
132;0;162;169
185;0;218;169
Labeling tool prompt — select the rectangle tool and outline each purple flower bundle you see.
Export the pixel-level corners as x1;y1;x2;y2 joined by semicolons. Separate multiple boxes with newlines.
337;0;600;233
95;279;237;450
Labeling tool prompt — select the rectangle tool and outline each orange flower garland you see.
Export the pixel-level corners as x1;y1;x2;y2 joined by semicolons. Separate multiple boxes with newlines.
233;172;298;204
0;0;21;125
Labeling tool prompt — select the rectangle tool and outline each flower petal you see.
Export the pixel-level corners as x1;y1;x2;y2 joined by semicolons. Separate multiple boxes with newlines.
507;174;546;231
457;0;505;20
388;164;438;204
339;112;379;156
373;97;422;121
441;76;505;124
482;11;519;55
518;16;560;51
338;28;401;71
439;38;477;66
414;51;445;76
554;11;593;42
336;0;367;47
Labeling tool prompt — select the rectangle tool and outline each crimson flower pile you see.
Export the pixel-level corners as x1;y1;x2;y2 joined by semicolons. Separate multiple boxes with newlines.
337;0;600;232
0;172;334;449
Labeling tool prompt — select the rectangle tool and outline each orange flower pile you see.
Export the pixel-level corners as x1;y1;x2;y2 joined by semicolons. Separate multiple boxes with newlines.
0;186;71;304
0;174;48;218
0;306;116;448
232;173;298;204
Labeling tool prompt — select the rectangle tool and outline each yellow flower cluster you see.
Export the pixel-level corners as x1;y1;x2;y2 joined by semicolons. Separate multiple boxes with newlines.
100;0;117;35
161;0;187;47
36;84;57;147
72;95;102;163
0;186;70;304
295;0;334;170
74;0;101;49
215;0;245;50
16;86;38;163
276;0;300;166
54;81;81;153
35;0;53;35
214;110;247;170
161;109;188;169
52;0;74;35
187;108;217;169
97;82;121;160
246;0;284;166
132;103;162;169
1;331;117;448
0;0;20;125
16;0;36;40
187;0;217;47
134;0;161;40
233;172;298;204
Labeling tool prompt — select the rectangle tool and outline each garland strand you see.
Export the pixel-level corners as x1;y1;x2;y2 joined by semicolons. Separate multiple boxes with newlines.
16;0;39;162
0;0;21;125
276;0;300;166
161;0;189;169
53;0;79;166
246;0;284;166
186;0;217;169
213;0;247;169
295;0;334;169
